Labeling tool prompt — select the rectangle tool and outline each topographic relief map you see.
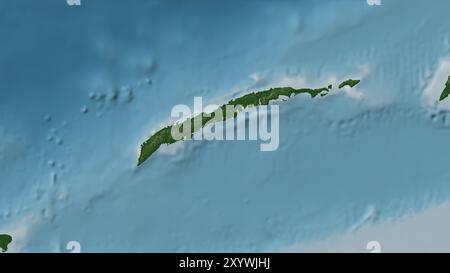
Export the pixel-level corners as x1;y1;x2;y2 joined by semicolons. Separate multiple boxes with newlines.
2;0;450;254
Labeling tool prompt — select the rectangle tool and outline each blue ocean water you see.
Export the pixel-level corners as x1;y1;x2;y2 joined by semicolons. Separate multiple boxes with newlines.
1;0;450;252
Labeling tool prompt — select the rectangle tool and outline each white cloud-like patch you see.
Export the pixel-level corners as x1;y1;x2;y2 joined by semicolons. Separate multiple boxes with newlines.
0;214;39;253
423;57;450;110
337;64;371;100
246;64;371;101
157;140;185;156
280;201;450;253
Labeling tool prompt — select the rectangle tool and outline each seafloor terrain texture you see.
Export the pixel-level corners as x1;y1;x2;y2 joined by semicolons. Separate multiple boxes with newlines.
2;0;450;252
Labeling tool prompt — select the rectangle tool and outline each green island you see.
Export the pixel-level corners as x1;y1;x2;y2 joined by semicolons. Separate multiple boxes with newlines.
138;79;360;166
0;234;12;253
338;79;360;89
439;76;450;101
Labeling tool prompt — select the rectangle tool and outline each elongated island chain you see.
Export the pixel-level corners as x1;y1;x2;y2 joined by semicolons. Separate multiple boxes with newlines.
137;79;361;166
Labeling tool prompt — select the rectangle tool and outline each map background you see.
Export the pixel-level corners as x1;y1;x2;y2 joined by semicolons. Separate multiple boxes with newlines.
1;0;450;252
